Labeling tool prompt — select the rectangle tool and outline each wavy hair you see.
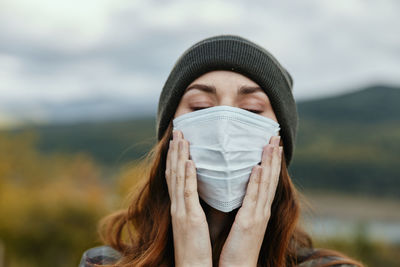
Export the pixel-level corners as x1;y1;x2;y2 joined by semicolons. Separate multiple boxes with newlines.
97;121;364;267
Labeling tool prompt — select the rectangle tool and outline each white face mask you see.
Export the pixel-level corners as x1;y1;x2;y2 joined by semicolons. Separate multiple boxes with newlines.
172;105;280;212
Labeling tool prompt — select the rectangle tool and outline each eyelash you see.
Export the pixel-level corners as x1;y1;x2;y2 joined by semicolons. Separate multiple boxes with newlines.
192;107;262;114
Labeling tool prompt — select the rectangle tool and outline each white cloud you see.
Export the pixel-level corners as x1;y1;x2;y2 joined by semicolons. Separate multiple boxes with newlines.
0;0;121;51
0;0;399;126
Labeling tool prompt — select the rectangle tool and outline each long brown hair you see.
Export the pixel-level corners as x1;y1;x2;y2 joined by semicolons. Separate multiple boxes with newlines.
97;121;364;267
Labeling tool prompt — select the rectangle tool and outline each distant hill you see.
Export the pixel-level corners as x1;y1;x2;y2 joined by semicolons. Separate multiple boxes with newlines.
297;85;400;123
5;118;157;168
292;85;400;197
3;84;399;197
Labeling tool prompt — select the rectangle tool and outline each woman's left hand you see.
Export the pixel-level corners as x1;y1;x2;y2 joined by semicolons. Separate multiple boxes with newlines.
219;136;283;267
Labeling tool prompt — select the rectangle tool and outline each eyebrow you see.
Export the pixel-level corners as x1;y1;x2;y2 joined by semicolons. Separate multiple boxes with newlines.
185;83;263;95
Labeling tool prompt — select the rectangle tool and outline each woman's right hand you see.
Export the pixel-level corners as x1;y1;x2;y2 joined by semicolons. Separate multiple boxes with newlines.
165;129;213;267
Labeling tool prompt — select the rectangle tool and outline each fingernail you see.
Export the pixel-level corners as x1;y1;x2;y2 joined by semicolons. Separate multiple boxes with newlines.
173;129;179;139
273;136;281;146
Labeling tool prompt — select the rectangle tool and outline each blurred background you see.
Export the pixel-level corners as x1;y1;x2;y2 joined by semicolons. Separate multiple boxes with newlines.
0;0;399;266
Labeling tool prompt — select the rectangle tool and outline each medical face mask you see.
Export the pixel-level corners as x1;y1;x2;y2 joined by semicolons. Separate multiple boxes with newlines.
172;105;280;212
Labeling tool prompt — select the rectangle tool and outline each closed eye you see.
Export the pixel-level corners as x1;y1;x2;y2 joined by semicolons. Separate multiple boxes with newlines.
192;106;209;111
192;106;262;114
244;109;262;114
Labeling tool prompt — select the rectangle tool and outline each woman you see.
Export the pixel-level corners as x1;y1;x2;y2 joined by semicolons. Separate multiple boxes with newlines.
80;35;364;267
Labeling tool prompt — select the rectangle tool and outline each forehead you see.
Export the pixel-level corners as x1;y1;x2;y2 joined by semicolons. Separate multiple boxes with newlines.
188;70;259;86
184;70;265;96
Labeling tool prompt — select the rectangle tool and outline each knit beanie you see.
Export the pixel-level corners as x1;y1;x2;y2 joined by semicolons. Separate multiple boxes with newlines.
156;34;298;166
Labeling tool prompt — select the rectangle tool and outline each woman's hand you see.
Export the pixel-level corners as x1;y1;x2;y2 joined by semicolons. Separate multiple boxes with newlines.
219;136;283;267
165;129;213;267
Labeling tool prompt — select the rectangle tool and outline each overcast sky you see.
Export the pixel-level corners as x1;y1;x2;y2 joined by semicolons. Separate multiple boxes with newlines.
1;0;399;127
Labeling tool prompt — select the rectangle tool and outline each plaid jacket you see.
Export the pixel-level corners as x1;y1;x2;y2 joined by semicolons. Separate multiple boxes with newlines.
79;245;357;267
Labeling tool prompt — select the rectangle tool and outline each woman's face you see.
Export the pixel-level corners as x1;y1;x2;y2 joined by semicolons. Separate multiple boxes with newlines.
173;70;278;122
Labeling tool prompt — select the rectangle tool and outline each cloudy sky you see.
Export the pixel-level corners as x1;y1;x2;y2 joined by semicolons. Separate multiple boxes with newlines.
1;0;399;127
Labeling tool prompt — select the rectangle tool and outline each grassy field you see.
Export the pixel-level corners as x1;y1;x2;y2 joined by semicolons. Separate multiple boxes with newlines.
297;190;400;266
300;190;400;222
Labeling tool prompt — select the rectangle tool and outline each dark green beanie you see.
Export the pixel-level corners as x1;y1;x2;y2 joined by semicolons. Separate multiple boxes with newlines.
156;34;298;166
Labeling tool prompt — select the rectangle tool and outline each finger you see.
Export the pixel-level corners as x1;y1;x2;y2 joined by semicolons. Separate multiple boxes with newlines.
266;146;282;209
169;140;179;211
240;165;262;214
170;130;182;211
261;136;279;167
176;139;189;212
165;140;173;197
255;144;274;214
261;144;272;167
173;129;183;139
184;160;202;214
269;145;282;188
170;130;184;204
